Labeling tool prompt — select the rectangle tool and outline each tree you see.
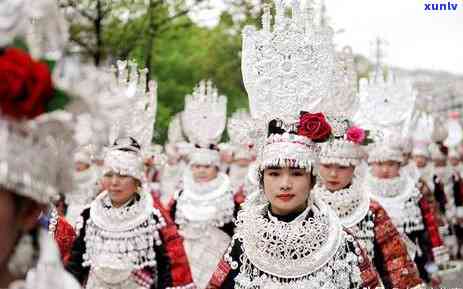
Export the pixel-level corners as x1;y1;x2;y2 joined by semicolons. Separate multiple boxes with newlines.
58;0;206;67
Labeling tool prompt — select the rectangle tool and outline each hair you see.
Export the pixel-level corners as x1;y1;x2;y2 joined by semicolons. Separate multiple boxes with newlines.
133;178;142;188
114;137;141;153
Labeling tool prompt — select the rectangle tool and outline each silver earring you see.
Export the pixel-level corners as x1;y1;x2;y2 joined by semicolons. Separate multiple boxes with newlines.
8;234;35;276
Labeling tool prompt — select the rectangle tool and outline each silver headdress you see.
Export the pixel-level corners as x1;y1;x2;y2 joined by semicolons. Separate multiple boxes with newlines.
0;1;81;204
445;112;462;148
102;60;158;181
429;117;449;161
355;70;416;131
227;109;256;160
167;112;186;144
410;112;433;158
165;112;187;160
354;69;417;163
182;80;227;166
242;0;336;170
447;112;462;160
0;116;73;204
242;0;335;123
367;130;405;164
0;0;68;59
318;47;368;166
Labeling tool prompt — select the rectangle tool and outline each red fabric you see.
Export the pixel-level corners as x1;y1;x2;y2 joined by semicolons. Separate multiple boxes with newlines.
419;196;444;248
370;201;423;289
205;258;231;289
167;196;177;214
234;185;246;206
418;180;444;224
54;216;76;265
152;195;194;287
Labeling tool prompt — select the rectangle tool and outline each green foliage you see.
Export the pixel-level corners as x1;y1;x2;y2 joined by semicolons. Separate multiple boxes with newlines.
117;14;252;143
64;1;263;143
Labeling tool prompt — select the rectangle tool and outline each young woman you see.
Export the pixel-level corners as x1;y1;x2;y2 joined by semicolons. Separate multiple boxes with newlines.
312;126;424;289
207;116;381;289
169;149;235;288
363;136;441;285
65;146;99;227
66;137;194;289
169;81;235;289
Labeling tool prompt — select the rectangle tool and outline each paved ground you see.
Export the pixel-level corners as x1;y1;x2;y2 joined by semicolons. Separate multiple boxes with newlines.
438;261;463;288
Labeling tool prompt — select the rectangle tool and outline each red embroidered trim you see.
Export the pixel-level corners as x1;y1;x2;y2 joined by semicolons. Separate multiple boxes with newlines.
153;195;195;287
370;201;423;289
206;258;231;289
54;217;76;265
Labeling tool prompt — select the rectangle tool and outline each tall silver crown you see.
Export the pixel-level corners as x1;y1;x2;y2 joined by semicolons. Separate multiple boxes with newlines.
328;46;358;119
182;80;227;147
167;112;186;144
227;109;256;160
446;113;463;147
228;109;254;148
110;60;158;151
431;117;448;143
355;69;416;132
318;47;364;166
242;0;336;123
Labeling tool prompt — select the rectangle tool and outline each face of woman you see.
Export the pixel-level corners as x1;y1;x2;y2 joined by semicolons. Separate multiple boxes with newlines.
263;167;312;216
319;164;355;192
104;172;139;208
0;190;42;284
449;157;460;167
413;155;428;168
371;161;401;179
191;164;218;183
99;175;111;193
433;159;447;167
75;161;90;172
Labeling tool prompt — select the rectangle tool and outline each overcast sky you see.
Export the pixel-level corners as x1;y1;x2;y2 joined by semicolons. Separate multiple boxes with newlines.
324;0;463;75
194;0;463;75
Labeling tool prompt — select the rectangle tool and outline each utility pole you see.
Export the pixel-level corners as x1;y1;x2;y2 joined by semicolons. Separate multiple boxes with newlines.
371;36;388;80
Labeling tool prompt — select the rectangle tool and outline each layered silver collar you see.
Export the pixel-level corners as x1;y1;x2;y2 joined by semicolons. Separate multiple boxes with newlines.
235;199;343;278
313;178;370;228
364;172;423;234
176;171;234;227
84;190;165;272
364;171;412;199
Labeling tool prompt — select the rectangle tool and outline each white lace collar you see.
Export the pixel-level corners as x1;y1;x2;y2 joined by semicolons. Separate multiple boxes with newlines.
235;198;343;278
363;171;423;234
84;189;165;271
182;170;230;199
176;171;234;227
364;171;416;200
313;178;370;228
90;190;153;232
